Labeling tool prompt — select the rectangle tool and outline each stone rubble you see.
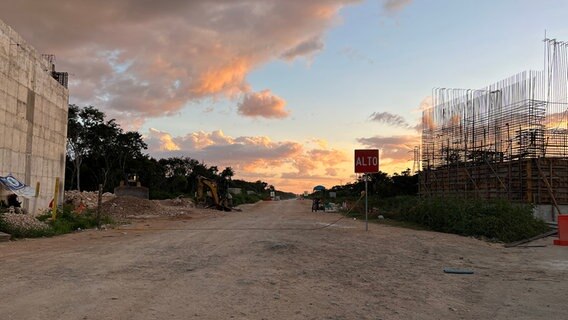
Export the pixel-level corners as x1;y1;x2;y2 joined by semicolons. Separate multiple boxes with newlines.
0;213;50;232
64;190;116;209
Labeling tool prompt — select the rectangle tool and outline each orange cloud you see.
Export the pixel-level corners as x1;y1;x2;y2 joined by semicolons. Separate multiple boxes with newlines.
0;0;362;123
187;130;235;149
147;128;180;151
238;90;290;119
309;138;329;149
145;128;352;193
307;149;349;166
192;58;251;97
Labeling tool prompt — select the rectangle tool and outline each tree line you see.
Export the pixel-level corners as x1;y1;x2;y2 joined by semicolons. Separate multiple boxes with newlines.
65;105;290;199
328;169;418;198
65;104;418;200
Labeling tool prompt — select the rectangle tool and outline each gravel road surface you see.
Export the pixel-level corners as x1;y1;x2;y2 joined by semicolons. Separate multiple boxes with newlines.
1;199;566;319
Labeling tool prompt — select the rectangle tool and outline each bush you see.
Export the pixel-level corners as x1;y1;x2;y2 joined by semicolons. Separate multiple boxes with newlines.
231;192;263;206
385;197;550;243
36;205;113;235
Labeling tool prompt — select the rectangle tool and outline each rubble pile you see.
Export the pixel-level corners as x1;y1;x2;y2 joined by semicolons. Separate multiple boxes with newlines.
102;196;162;219
64;190;116;208
156;197;195;208
0;213;50;232
101;196;197;220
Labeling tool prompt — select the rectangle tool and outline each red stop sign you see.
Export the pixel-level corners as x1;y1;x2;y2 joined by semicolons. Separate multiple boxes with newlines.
354;149;379;173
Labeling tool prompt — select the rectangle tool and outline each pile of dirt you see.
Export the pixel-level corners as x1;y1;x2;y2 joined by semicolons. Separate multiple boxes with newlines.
101;196;196;220
65;190;116;208
155;197;195;208
101;196;160;219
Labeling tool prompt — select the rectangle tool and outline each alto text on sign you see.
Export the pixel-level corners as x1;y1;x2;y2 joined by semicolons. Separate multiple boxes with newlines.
354;149;379;173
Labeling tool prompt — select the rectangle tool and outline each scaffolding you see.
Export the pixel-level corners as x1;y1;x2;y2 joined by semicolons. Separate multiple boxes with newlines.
420;39;568;209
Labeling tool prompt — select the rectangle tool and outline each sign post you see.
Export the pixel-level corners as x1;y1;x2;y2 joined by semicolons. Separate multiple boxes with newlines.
365;174;368;231
354;149;379;231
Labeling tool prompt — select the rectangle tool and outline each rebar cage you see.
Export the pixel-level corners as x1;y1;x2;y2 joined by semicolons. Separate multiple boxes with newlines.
420;39;568;204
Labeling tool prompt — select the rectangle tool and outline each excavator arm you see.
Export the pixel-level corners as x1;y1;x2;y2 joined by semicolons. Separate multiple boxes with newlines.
196;176;231;211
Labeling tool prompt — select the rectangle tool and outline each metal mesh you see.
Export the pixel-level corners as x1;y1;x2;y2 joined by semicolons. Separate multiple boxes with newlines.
421;39;568;170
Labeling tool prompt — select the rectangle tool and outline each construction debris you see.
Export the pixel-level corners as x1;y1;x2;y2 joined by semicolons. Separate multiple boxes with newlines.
64;190;115;208
504;230;558;248
102;196;160;219
101;196;196;220
64;191;199;221
0;213;50;233
156;197;195;208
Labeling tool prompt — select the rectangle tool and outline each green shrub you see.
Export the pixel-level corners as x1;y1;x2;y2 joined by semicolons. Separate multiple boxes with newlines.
231;192;263;206
37;205;113;236
385;197;549;243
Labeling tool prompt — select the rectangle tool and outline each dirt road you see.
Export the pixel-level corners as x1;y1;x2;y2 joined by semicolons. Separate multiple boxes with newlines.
1;200;567;319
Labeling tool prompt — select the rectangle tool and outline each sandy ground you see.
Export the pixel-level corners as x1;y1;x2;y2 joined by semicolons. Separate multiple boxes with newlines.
0;199;567;320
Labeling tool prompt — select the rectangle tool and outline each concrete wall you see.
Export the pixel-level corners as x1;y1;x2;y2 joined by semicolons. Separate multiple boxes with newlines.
533;204;565;223
0;19;68;213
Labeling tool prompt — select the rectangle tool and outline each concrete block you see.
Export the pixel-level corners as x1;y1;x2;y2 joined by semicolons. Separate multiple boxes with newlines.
6;94;16;114
0;149;4;172
0;93;6;114
0;76;7;93
18;84;26;101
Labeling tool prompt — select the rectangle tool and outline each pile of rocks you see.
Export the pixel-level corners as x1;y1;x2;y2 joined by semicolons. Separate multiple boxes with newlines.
64;190;116;208
0;213;50;233
157;197;195;208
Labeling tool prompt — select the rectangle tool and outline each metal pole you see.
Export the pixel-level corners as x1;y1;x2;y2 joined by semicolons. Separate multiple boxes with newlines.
365;174;368;232
52;177;59;220
97;184;103;228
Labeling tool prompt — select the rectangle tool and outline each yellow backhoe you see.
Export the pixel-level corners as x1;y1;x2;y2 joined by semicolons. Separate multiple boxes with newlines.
196;176;231;211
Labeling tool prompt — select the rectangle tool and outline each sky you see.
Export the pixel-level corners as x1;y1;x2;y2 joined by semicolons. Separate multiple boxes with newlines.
2;0;568;193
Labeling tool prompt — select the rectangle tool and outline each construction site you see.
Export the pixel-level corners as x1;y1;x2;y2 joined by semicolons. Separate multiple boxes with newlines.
420;39;568;222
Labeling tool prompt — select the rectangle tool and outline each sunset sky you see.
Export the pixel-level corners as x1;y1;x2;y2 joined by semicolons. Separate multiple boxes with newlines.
2;0;568;193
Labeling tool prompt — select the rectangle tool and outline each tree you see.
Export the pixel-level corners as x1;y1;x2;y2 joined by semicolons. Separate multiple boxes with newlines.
65;105;147;191
391;168;418;195
220;167;234;180
87;118;121;188
66;105;83;190
66;105;107;190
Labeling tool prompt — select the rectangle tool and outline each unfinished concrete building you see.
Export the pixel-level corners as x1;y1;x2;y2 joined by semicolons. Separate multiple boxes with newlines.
420;39;568;222
0;19;69;212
